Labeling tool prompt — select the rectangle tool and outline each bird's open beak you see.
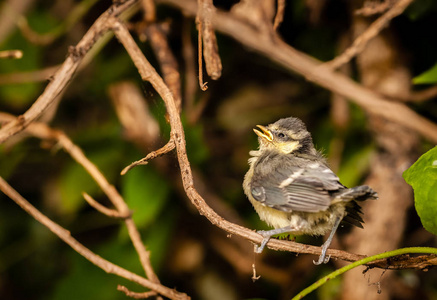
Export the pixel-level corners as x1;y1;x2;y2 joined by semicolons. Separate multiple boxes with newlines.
253;125;273;142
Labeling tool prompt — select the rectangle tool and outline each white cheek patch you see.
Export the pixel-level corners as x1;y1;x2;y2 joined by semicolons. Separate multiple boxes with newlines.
281;141;299;154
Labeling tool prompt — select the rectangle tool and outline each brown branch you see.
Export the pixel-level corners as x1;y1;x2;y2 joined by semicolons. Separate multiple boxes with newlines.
273;0;285;31
355;0;394;16
16;0;99;45
196;21;208;91
0;112;163;292
82;192;131;219
159;0;437;144
0;177;188;300
142;0;156;23
324;0;414;70
386;85;437;102
0;65;60;85
108;81;160;149
121;138;176;175
0;49;23;59
0;0;34;44
145;24;183;112
118;285;157;299
0;0;139;144
197;0;222;80
109;15;437;270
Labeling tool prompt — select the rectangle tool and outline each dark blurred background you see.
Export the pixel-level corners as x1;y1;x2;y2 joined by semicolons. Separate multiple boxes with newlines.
1;0;437;299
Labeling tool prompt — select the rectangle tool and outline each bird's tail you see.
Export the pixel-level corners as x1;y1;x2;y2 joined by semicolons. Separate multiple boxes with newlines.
337;185;378;201
337;186;378;228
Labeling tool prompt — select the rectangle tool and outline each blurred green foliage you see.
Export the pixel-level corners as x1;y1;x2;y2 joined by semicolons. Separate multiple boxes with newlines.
1;0;437;299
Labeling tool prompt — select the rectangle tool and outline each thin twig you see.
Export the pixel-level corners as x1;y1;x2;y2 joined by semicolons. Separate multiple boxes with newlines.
0;65;60;85
273;0;285;31
17;0;100;45
0;0;139;144
197;0;222;80
145;24;183;112
196;20;208;91
110;16;437;269
142;0;156;23
115;3;437;269
355;0;394;16
82;192;131;219
0;177;188;300
0;49;23;59
387;85;437;102
182;18;198;119
324;0;414;70
0;112;162;288
118;285;158;299
121;138;176;175
159;0;437;143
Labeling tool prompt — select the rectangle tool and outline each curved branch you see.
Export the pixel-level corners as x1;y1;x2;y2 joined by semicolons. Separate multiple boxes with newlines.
111;17;437;270
324;0;414;70
0;177;188;300
158;0;437;143
0;0;139;144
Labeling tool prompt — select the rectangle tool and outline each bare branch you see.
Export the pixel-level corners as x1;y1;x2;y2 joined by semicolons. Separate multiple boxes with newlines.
82;192;131;219
109;15;437;269
0;177;188;300
0;65;60;85
324;0;414;70
273;0;285;31
0;0;139;144
355;0;394;16
159;0;437;143
0;49;23;59
197;0;222;80
121;139;176;175
0;112;162;290
146;24;183;111
17;0;100;45
118;285;158;299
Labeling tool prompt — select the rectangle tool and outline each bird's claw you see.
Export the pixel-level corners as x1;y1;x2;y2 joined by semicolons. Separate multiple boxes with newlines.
255;230;271;253
313;254;331;265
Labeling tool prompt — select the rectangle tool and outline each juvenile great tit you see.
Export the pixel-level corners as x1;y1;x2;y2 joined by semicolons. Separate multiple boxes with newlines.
243;117;377;264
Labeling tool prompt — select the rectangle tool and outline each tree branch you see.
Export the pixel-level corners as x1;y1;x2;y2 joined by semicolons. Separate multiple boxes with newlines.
0;112;167;296
0;177;188;300
158;0;437;144
0;0;139;144
324;0;414;70
110;16;437;270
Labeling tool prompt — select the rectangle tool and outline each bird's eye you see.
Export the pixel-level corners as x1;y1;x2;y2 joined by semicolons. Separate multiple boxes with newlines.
277;132;286;139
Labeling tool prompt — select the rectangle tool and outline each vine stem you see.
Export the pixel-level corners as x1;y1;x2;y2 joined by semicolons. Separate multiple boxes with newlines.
292;247;437;300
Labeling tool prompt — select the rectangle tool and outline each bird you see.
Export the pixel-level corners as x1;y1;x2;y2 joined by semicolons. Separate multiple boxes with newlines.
243;117;377;264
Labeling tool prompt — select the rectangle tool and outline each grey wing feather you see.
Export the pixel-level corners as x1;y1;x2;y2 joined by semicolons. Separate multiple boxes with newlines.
251;163;343;213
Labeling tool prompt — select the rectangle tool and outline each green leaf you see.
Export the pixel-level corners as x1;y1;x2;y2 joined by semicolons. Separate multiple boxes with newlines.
413;63;437;84
121;167;170;228
403;146;437;236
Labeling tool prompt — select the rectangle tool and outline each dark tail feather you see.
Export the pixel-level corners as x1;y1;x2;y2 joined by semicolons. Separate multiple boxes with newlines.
339;185;377;228
343;201;365;228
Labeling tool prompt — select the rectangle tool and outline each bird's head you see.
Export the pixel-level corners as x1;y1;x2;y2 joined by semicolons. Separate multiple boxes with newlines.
253;117;314;155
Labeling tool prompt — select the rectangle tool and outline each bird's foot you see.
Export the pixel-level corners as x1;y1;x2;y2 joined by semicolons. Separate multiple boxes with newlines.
313;254;331;265
254;230;271;253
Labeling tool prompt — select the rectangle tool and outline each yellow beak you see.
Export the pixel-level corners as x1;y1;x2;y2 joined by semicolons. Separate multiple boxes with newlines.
253;125;273;142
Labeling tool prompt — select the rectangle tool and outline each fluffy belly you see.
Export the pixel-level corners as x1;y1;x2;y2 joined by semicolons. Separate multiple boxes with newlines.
251;200;345;236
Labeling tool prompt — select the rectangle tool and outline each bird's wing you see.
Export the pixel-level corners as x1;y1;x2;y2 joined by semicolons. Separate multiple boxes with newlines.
250;163;342;213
